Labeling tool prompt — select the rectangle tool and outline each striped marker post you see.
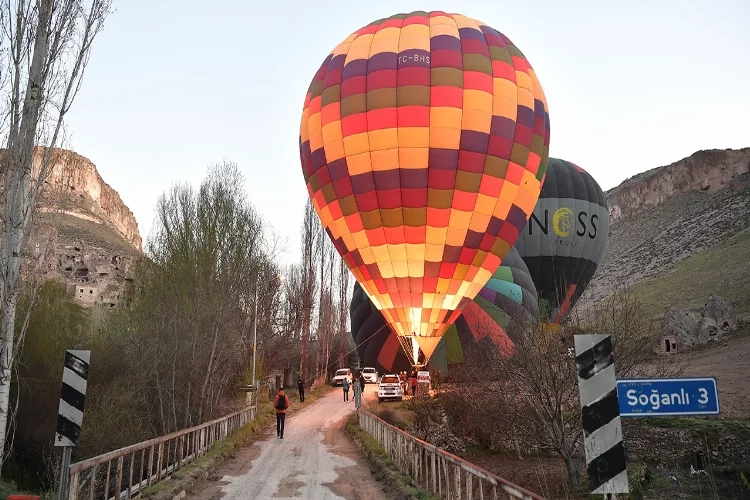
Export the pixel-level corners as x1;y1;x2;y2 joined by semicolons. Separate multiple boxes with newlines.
55;349;90;500
574;335;628;497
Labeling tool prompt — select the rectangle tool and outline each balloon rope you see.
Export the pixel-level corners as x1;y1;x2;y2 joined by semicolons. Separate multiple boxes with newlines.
303;323;391;387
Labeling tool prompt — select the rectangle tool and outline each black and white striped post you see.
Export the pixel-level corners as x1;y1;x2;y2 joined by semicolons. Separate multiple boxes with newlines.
574;334;628;497
55;349;90;500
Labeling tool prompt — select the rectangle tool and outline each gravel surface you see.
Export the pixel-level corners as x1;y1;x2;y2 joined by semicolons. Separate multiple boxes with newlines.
187;385;389;500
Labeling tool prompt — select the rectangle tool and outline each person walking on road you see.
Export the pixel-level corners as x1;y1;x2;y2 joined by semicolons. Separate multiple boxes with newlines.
410;374;418;397
342;376;350;402
273;388;290;439
297;377;305;402
353;373;362;408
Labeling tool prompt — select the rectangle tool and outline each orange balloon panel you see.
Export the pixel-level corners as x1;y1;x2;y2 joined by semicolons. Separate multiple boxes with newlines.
299;11;550;340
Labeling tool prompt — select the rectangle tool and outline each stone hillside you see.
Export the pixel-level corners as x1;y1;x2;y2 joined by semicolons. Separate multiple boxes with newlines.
582;148;750;304
18;148;142;308
35;148;142;251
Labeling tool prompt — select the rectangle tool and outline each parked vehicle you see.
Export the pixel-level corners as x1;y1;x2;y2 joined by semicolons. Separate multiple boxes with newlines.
361;367;378;384
377;373;403;403
332;368;352;386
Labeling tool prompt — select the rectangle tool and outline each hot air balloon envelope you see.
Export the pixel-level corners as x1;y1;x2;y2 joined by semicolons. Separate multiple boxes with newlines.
515;158;609;324
301;11;550;356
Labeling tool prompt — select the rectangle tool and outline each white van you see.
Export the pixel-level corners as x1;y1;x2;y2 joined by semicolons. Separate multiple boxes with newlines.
332;368;352;386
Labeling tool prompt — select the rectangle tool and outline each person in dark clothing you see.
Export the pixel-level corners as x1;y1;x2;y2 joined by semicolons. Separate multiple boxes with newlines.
358;373;366;392
273;389;290;439
297;378;305;402
342;376;351;402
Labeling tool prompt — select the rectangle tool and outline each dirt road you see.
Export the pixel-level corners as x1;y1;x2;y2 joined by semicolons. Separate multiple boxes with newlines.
188;384;390;500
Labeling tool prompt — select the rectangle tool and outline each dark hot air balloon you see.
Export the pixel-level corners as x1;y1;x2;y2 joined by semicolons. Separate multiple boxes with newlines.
514;158;609;325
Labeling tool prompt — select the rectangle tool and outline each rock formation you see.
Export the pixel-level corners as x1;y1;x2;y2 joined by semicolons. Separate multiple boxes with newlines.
657;295;736;354
583;147;750;303
608;148;750;223
16;148;142;308
35;148;142;251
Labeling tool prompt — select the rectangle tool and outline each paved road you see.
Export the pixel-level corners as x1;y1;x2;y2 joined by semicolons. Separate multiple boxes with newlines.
188;384;389;500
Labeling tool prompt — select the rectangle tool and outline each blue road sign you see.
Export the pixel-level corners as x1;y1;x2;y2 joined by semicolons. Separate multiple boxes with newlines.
617;377;719;417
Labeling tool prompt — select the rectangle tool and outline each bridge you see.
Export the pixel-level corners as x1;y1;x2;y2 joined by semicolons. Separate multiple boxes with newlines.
59;387;544;500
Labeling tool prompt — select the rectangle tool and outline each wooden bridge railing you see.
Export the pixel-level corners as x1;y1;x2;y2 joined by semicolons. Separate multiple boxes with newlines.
66;404;257;500
357;409;545;500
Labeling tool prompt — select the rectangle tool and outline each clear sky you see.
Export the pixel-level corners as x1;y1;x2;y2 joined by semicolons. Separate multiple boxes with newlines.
65;0;750;264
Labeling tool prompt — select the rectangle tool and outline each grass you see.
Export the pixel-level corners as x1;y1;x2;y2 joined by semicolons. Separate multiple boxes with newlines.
636;465;750;499
639;416;750;440
365;399;414;430
0;478;54;500
631;230;750;319
344;413;435;500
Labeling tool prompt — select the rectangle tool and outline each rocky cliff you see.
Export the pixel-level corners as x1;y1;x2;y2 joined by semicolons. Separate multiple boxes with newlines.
584;147;750;305
35;148;142;251
14;148;142;308
607;148;750;223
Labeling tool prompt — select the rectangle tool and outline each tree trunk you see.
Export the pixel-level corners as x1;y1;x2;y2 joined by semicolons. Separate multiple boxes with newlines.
512;425;523;460
183;338;197;428
198;324;221;422
300;307;310;378
0;0;53;466
154;365;167;434
562;451;581;490
171;356;178;432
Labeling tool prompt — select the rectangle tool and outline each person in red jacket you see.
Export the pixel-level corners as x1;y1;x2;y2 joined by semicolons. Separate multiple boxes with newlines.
410;374;418;397
273;388;290;439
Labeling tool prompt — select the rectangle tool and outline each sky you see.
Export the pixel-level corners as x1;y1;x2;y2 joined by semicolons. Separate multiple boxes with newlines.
65;0;750;264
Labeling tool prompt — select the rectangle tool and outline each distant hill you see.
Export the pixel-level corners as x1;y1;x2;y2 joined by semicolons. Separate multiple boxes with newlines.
581;147;750;317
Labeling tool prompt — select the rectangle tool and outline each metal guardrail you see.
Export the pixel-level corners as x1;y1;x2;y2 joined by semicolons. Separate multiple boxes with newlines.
67;405;257;500
357;409;545;500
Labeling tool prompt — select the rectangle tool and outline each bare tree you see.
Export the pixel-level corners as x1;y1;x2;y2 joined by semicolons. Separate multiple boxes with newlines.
299;200;317;379
445;287;684;490
132;162;282;431
313;221;325;378
0;0;112;466
334;254;349;373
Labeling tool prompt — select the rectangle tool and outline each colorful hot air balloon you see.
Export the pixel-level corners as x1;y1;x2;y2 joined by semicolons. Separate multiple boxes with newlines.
351;247;539;374
514;158;609;325
300;11;550;361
